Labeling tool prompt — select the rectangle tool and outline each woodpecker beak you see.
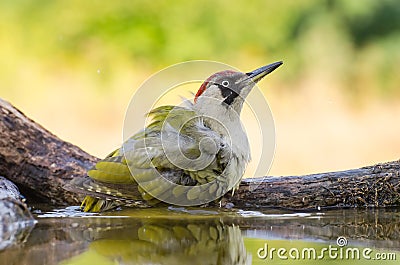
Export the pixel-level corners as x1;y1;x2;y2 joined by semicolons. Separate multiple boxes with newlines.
246;61;283;83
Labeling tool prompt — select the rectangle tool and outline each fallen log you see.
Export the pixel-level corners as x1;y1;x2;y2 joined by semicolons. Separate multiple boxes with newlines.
0;98;97;205
0;98;399;209
225;162;400;209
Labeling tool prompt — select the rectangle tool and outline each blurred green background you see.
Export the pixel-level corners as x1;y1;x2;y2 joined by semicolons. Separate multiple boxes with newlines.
1;0;399;176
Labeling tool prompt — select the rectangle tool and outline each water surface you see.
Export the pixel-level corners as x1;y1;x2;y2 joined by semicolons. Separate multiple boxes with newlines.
0;206;399;264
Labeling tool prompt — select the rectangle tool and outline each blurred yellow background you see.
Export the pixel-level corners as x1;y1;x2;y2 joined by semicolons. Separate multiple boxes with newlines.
1;0;399;176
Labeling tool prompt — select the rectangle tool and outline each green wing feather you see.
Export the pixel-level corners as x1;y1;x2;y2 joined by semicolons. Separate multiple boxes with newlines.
69;105;229;212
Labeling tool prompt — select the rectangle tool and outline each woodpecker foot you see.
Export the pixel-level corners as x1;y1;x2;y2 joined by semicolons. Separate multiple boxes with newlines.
216;197;235;209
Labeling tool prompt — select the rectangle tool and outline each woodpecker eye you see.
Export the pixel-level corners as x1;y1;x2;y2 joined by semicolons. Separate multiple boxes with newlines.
221;80;229;87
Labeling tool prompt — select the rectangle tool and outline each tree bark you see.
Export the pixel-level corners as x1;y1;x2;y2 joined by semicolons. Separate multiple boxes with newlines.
0;98;399;209
225;162;400;209
0;98;97;205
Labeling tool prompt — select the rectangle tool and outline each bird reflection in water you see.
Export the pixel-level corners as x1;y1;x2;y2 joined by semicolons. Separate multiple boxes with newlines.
64;219;251;265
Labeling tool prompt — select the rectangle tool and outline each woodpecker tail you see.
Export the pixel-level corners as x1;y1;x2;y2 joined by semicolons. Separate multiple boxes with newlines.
65;176;145;212
81;196;122;212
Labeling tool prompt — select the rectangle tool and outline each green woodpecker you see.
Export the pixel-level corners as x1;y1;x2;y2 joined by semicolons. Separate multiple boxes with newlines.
69;61;282;212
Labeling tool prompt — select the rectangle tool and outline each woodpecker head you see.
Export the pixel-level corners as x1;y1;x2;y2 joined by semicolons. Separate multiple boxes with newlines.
194;61;283;114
